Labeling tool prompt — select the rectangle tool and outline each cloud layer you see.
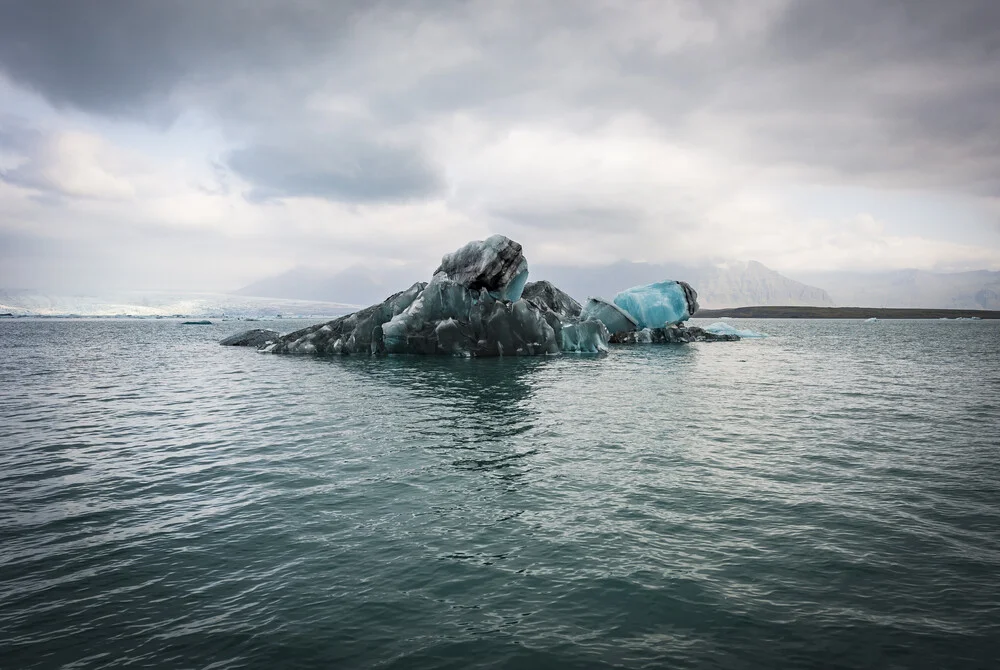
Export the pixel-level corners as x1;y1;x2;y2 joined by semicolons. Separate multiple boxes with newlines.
0;0;997;291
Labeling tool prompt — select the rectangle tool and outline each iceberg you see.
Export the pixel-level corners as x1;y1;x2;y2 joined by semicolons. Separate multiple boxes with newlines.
612;280;699;328
580;297;639;334
221;235;744;357
704;322;768;338
245;236;612;357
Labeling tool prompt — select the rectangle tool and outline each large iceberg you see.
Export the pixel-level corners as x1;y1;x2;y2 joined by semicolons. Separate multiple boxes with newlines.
612;280;699;328
248;236;610;357
222;235;739;357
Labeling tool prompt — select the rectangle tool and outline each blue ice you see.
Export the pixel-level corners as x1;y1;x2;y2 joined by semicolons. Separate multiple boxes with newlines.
612;281;692;328
580;297;638;333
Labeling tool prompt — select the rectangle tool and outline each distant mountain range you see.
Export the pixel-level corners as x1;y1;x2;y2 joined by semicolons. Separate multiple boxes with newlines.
5;263;996;317
787;269;1000;310
235;265;427;307
529;260;834;309
233;261;1000;311
235;260;835;309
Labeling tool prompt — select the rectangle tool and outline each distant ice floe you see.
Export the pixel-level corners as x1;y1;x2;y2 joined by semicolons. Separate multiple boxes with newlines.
704;322;768;338
864;317;879;323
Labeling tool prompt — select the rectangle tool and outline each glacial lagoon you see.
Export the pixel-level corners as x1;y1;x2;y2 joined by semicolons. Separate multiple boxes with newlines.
2;317;999;668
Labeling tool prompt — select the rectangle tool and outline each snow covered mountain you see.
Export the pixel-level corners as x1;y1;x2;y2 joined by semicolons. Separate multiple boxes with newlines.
234;260;833;310
529;261;834;309
788;269;1000;310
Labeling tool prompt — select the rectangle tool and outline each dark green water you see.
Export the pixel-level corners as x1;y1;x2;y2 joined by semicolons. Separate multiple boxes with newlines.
2;318;999;669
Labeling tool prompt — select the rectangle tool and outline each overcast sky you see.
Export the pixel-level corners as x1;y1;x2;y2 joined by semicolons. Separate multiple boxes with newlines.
1;0;998;292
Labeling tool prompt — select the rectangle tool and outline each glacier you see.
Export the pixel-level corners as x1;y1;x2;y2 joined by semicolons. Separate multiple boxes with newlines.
612;280;699;328
223;235;741;357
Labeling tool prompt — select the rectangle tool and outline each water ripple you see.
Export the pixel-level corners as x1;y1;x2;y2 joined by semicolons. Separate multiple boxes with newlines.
1;318;999;668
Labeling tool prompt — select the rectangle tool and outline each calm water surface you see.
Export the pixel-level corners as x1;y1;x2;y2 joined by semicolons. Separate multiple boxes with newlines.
1;318;999;669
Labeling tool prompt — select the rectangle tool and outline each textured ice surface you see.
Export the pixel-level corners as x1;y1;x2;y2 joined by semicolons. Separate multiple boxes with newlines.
704;322;768;338
580;297;639;334
556;319;609;353
521;281;582;319
435;234;529;302
269;282;426;355
610;324;740;343
220;329;281;347
381;275;560;356
612;280;699;328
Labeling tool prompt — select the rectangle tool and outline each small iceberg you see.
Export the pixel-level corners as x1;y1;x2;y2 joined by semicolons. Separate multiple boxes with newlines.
611;280;698;328
704;322;768;338
864;317;878;323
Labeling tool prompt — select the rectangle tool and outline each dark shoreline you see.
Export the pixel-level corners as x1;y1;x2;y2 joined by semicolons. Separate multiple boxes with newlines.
693;306;1000;319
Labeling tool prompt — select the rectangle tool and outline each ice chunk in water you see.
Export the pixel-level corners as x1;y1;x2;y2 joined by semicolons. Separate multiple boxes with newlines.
558;319;610;353
612;280;698;328
704;322;768;338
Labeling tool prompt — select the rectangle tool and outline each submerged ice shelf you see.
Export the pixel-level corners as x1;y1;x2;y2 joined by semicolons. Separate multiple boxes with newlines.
222;235;742;357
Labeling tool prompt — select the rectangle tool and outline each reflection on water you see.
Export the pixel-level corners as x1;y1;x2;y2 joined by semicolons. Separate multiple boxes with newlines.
341;355;549;482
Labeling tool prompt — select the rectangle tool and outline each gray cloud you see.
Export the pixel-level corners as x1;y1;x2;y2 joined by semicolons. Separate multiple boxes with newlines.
0;0;367;119
227;138;443;203
1;0;999;294
0;118;60;197
2;0;998;201
493;205;646;232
